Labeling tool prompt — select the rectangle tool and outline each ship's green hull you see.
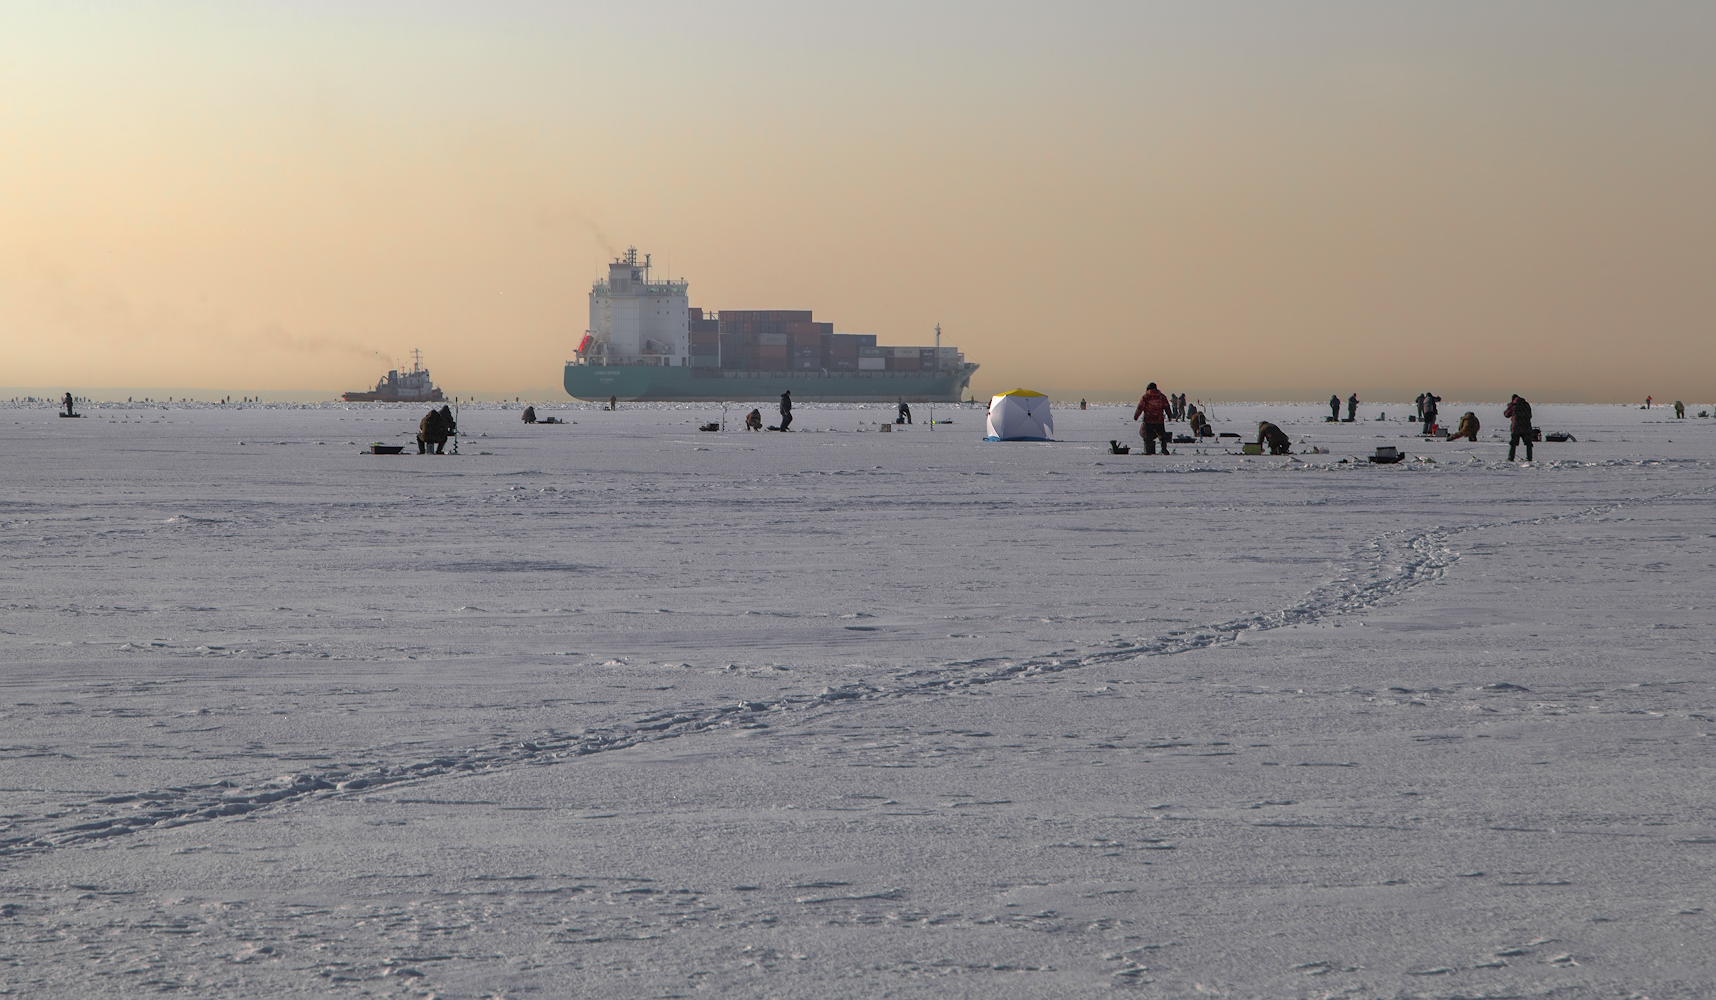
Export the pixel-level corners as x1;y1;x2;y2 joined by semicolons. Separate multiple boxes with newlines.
564;363;978;403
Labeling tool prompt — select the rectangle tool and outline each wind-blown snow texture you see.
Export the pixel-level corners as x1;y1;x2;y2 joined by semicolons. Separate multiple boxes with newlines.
3;399;1713;998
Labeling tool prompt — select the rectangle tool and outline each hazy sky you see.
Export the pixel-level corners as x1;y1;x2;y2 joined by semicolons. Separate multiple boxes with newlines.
3;3;1712;400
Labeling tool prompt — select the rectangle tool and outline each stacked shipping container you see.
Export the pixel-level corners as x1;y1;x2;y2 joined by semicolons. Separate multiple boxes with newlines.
692;307;962;372
688;307;721;368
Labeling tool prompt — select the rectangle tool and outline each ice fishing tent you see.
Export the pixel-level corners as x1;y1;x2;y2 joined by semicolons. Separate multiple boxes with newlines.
985;389;1054;441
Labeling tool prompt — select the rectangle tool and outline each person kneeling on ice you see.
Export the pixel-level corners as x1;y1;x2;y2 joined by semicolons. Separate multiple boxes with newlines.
745;408;763;431
1257;421;1291;455
1187;406;1212;438
1132;382;1171;454
1450;411;1479;441
522;405;537;424
417;405;457;454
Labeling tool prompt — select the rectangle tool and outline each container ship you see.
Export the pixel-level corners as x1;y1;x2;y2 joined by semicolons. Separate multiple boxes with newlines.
563;249;977;402
342;350;445;402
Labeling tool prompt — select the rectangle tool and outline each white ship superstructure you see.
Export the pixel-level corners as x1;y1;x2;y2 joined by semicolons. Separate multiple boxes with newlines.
583;248;690;366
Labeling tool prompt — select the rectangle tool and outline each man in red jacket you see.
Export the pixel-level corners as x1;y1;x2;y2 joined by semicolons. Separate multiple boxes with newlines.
1133;382;1171;455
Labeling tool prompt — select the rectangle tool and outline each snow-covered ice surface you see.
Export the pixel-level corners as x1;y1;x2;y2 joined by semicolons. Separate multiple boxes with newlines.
3;399;1713;998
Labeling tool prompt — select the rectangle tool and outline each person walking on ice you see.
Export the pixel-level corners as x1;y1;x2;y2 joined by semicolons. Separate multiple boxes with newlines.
1133;382;1171;455
1505;394;1533;461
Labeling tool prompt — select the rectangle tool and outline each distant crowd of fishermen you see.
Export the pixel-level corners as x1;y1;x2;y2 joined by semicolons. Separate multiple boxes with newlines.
402;387;1684;460
1130;386;1548;462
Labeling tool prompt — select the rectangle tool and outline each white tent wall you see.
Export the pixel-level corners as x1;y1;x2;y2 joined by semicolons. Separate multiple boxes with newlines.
986;391;1054;441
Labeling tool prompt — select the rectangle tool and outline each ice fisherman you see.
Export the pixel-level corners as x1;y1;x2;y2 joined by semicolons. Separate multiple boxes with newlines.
61;392;76;417
522;405;537;424
1329;394;1340;421
608;395;618;411
896;397;912;424
1450;411;1480;441
1133;382;1171;455
745;408;763;431
1187;406;1212;438
1346;393;1359;421
1421;392;1441;434
778;390;793;431
417;405;456;454
1674;400;1685;419
1504;394;1534;461
1257;421;1291;455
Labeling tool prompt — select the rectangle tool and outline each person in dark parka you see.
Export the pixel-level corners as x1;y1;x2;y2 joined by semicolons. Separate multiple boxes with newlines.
1504;394;1533;461
418;406;456;454
1329;394;1340;420
778;390;793;431
1257;421;1291;455
522;405;537;424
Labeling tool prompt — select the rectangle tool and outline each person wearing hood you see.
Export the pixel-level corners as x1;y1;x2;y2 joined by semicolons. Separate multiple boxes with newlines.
1187;404;1211;438
1329;394;1340;421
1133;382;1171;455
417;407;453;454
1504;394;1533;461
1257;421;1291;455
1451;411;1480;441
1346;393;1359;422
778;390;793;431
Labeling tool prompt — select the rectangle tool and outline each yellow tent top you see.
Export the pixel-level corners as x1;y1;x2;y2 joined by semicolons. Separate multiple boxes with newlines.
994;388;1047;398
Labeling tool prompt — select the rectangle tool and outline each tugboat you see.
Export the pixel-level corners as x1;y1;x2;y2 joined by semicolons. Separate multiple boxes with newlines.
343;349;445;402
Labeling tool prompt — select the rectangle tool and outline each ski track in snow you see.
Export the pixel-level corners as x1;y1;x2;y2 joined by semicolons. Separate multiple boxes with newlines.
7;484;1695;867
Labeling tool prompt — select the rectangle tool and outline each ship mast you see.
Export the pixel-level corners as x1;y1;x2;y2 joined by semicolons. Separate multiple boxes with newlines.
410;348;424;373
